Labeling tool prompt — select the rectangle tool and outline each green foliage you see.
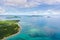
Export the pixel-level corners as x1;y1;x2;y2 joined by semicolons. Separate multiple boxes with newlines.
0;20;20;40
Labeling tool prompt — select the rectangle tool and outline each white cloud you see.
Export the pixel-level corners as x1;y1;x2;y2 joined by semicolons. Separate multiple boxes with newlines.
25;10;60;15
0;7;5;14
0;9;60;15
3;0;60;8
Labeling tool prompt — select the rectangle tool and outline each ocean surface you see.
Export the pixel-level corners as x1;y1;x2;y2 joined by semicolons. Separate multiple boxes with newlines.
0;15;60;40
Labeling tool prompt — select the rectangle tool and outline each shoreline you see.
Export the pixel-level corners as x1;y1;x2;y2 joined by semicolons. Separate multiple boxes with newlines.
2;23;21;40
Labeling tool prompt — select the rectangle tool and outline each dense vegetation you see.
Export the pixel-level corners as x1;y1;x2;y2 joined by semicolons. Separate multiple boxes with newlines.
0;20;20;40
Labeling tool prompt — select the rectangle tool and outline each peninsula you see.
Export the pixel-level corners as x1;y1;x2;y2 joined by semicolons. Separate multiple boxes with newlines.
0;20;20;40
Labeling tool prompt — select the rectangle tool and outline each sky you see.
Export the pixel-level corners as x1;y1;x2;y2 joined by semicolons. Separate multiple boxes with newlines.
0;0;60;15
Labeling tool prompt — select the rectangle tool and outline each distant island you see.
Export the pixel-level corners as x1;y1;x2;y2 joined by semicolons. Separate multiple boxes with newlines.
0;20;20;40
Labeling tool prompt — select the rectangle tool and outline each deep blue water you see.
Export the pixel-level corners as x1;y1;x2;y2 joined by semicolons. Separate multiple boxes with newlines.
0;15;60;40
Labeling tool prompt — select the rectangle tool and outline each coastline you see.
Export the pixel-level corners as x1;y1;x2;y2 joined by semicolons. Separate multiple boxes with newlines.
2;23;21;40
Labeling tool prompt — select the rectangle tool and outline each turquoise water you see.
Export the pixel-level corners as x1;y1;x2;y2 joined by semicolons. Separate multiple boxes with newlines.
1;15;60;40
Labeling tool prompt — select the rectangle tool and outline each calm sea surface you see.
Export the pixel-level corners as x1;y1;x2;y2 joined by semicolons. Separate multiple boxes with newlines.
0;15;60;40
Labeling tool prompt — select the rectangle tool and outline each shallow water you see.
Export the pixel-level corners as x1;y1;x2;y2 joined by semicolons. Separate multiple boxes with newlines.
1;15;60;40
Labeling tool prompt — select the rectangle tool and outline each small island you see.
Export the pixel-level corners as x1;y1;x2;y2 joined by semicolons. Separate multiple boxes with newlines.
0;20;20;40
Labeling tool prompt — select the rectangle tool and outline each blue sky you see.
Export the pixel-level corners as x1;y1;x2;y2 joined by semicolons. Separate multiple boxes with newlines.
0;0;60;15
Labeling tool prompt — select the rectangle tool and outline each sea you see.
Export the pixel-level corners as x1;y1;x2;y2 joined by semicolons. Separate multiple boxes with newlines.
0;15;60;40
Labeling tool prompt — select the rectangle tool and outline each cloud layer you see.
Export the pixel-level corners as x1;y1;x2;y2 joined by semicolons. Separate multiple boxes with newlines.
0;0;60;15
3;0;60;8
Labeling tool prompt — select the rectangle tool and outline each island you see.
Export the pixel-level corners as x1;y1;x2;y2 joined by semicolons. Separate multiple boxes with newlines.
0;20;20;40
